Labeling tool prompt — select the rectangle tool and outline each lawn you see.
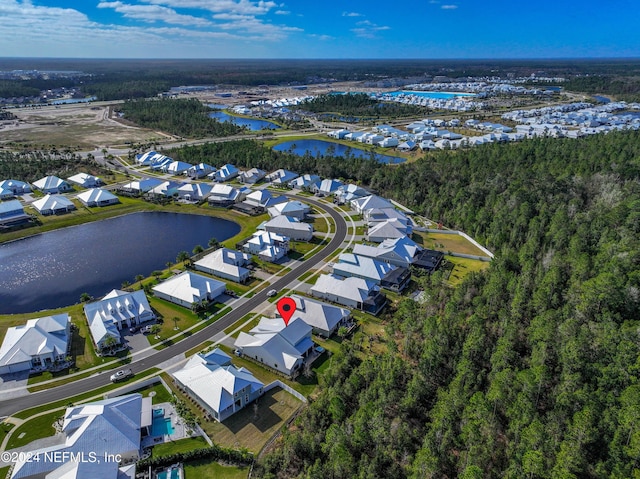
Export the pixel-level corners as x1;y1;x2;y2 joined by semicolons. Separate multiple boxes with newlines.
184;460;249;479
414;231;490;257
146;297;207;347
308;215;330;233
6;410;62;449
200;387;302;453
152;436;209;457
130;380;174;404
444;255;490;287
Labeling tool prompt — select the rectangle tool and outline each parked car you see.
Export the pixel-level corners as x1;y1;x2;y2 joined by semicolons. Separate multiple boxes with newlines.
267;289;277;297
110;369;133;382
140;325;153;334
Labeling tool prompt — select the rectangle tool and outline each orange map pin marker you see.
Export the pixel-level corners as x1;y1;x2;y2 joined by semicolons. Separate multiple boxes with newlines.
276;297;297;326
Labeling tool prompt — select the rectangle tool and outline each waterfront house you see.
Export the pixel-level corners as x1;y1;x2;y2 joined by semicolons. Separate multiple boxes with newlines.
207;183;247;206
152;271;226;309
32;194;76;215
177;182;213;201
76;188;120;207
0;199;30;226
120;177;163;195
194;247;252;283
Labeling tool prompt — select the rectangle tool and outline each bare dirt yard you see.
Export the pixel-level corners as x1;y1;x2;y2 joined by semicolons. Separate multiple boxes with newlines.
0;102;165;150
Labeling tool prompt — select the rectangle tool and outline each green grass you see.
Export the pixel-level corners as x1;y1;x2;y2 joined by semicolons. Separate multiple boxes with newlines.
0;422;14;447
444;255;490;287
414;231;490;257
130;381;174;404
184;460;249;479
152;436;209;456
6;410;62;449
0;466;10;479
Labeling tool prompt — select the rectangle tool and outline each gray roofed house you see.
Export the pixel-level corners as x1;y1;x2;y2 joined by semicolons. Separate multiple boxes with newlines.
0;314;70;375
194;248;251;283
288;174;320;190
76;188;120;207
67;172;101;188
243;231;289;262
173;348;264;422
152;271;226;309
312;178;343;196
266;200;310;220
84;289;155;352
11;393;150;479
177;182;213;201
332;253;397;283
211;164;239;182
285;295;351;338
32;175;73;194
239;167;266;184
352;236;421;268
147;180;183;198
0;199;30;226
366;219;409;242
186;162;215;179
244;189;288;209
31;194;76;215
310;274;387;315
234;317;314;377
263;215;313;241
266;169;298;186
350;194;394;214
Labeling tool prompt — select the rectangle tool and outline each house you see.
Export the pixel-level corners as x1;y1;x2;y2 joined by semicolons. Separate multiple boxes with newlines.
397;140;417;151
286;294;351;338
0;199;30;227
0;179;31;197
207;183;248;206
11;394;151;479
211;164;239;182
173;348;264;422
187;163;215;179
31;194;76;215
335;184;369;204
194;248;252;283
120;177;163;195
378;137;399;148
67;172;101;188
152;271;226;309
177;182;213;201
313;178;343;196
333;253;411;292
412;249;445;273
239;167;266;184
32;175;73;194
147;180;183;198
243;231;289;262
243;189;287;209
263;215;313;241
289;174;320;190
353;236;422;269
366;219;410;242
364;207;410;227
235;317;314;376
162;160;193;175
76;188;120;207
0;314;70;374
149;156;173;171
136;150;170;166
266;169;298;186
419;140;436;150
310;274;387;315
267;200;310;220
350;195;394;215
327;129;350;139
84;289;155;351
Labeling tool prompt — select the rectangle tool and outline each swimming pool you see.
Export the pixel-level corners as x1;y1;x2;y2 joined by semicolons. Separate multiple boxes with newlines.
151;410;174;436
156;468;180;479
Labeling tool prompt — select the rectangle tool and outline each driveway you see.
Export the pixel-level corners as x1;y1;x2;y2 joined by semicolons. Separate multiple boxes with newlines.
0;371;30;400
122;330;153;360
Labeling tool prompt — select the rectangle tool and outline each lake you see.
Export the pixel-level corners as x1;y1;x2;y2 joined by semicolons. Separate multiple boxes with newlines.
273;139;406;164
208;111;280;130
0;212;240;314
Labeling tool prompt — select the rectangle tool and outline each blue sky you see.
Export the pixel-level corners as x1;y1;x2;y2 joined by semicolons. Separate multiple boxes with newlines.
0;0;638;58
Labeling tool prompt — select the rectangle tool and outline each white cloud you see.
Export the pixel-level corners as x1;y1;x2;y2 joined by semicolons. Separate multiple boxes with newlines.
342;11;363;17
98;1;211;26
441;4;458;9
309;33;333;41
275;10;290;15
141;0;279;15
352;19;390;38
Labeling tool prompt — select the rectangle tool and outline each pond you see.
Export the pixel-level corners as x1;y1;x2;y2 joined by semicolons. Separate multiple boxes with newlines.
0;212;240;314
273;139;406;164
208;111;280;131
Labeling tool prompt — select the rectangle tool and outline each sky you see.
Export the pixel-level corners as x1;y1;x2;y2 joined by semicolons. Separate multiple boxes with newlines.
0;0;639;59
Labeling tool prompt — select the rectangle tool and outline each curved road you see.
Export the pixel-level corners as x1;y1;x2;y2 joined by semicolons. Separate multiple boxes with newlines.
0;195;347;418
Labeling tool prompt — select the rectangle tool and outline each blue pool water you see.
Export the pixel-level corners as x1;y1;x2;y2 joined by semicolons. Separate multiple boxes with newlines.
156;468;180;479
388;90;476;99
151;413;174;436
273;139;405;164
209;111;280;130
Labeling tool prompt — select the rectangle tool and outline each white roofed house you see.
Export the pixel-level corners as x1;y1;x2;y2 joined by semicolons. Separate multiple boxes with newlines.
31;194;76;215
266;168;298;186
239;167;266;184
152;271;226;309
397;140;417;151
366;218;410;242
312;178;343;197
350;194;394;215
76;188;120;207
173;348;264;422
207;183;248;206
136;150;170;166
264;215;313;241
163;160;193;175
378;137;399;148
32;175;73;194
243;189;287;209
120;177;163;195
194;247;252;283
333;253;411;292
310;274;387;315
211;164;239;182
289;174;320;190
177;182;213;201
84;289;155;352
0;179;31;197
11;393;150;479
67;172;101;188
243;231;289;262
147;180;183;198
352;236;422;269
187;162;215;179
234;317;314;377
335;184;369;204
0;199;30;227
0;314;70;375
267;200;310;220
285;295;351;338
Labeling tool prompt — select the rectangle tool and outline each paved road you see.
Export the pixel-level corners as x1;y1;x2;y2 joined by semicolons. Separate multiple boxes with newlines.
0;195;346;418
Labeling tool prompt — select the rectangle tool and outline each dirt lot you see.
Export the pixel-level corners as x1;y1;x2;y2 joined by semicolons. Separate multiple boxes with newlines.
0;102;165;150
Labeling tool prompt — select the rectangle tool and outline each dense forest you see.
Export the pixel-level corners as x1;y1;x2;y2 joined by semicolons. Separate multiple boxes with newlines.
296;93;428;119
0;151;107;182
563;75;640;102
166;132;640;478
117;99;243;138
